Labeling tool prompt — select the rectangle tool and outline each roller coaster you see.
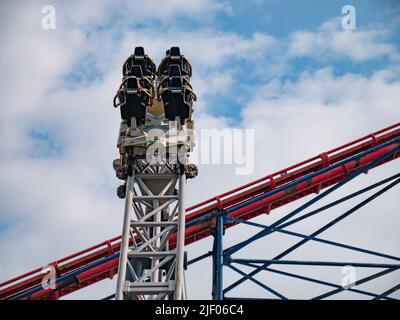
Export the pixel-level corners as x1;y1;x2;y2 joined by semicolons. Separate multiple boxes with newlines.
0;47;399;300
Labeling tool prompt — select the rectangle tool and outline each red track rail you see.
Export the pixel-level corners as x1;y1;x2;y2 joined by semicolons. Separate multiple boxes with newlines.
1;123;399;300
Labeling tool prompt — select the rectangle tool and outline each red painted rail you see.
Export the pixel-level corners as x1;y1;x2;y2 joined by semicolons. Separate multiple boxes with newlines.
1;122;399;299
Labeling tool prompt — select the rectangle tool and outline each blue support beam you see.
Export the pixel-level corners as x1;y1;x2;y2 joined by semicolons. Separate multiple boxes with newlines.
239;262;394;300
223;147;400;295
216;214;224;300
227;264;287;300
224;216;400;262
211;211;225;300
231;259;400;269
373;284;400;300
312;268;397;300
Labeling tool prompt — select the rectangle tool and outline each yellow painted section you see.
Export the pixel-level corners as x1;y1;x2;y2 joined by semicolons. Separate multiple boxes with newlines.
148;98;164;116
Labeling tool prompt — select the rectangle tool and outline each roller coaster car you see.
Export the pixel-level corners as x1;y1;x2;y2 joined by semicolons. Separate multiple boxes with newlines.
114;47;155;126
114;46;196;126
158;48;196;123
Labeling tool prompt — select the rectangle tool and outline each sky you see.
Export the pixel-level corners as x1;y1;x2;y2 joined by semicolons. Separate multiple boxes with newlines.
0;0;399;299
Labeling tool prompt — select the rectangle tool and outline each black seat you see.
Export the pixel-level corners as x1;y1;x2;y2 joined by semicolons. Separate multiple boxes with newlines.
162;75;192;122
168;64;182;77
158;47;191;78
134;46;145;59
169;47;181;60
162;92;190;122
115;47;156;126
125;77;138;89
120;79;143;126
115;77;149;126
123;47;156;78
169;77;183;90
157;48;195;123
128;65;144;78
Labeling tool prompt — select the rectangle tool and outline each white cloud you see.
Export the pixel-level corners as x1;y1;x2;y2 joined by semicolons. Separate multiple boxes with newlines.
288;19;397;62
242;67;400;170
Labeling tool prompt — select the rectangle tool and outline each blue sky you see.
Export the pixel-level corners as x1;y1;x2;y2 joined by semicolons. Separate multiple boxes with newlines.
217;0;397;36
213;0;400;119
0;0;399;299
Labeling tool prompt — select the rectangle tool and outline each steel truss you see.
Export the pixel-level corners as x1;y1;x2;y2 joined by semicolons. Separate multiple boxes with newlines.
189;146;400;300
115;157;187;300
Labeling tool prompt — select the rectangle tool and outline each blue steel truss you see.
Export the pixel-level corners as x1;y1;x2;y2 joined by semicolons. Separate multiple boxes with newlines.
188;145;400;300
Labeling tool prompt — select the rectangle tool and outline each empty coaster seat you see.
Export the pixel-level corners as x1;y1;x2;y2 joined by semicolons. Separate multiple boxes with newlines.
128;65;144;78
169;47;181;65
114;76;150;126
162;90;190;122
114;47;156;126
168;64;182;78
122;78;147;126
159;64;183;92
157;48;196;123
158;47;192;78
134;46;145;58
123;47;156;78
127;65;153;93
169;77;183;91
161;76;193;122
